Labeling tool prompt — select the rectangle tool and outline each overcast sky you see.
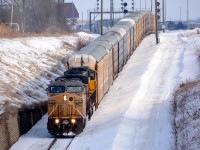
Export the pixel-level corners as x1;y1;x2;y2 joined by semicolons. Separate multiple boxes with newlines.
65;0;200;21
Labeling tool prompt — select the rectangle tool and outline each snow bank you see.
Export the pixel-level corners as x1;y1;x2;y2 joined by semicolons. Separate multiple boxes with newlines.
0;32;98;113
173;30;200;150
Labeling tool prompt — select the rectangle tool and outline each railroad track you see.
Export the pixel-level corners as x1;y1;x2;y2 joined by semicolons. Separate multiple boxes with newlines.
47;136;75;150
47;138;57;150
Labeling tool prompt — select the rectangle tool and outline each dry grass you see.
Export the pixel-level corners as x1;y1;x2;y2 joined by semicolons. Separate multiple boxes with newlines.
62;41;76;49
76;37;90;50
175;80;198;95
197;29;200;34
172;79;200;150
168;39;200;149
196;46;200;62
0;23;20;38
169;92;178;150
0;23;76;39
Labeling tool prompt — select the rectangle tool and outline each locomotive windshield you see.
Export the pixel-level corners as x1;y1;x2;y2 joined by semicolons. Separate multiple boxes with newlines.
66;86;82;93
49;86;65;93
65;67;88;76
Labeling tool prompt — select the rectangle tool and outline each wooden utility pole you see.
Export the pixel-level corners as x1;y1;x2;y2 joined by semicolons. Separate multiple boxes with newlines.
162;0;165;32
110;0;113;27
155;0;159;44
11;0;13;26
165;0;166;25
22;0;25;32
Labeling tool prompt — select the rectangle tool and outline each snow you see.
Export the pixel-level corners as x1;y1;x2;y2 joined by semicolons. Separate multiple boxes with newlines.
10;115;54;150
9;29;200;150
173;31;200;149
0;33;98;111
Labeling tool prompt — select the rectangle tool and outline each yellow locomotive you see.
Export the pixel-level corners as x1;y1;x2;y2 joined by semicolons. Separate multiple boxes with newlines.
47;55;97;136
47;11;155;136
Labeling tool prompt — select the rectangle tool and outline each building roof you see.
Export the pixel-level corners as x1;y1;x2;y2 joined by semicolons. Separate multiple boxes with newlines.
63;3;79;19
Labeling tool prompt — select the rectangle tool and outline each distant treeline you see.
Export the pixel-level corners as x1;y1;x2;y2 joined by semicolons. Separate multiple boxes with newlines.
0;0;68;33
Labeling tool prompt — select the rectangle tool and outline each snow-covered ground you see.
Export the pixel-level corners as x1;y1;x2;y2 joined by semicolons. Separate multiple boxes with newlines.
9;29;200;150
173;31;200;150
0;32;98;113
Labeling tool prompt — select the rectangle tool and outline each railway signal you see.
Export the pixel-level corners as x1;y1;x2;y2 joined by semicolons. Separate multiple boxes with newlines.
121;1;128;14
132;0;134;11
97;0;99;11
124;2;127;7
156;2;160;20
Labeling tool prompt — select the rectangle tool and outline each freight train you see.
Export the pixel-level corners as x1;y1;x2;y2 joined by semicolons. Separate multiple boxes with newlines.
47;11;155;136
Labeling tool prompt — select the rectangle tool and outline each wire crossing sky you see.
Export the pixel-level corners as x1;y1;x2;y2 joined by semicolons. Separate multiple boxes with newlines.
65;0;200;21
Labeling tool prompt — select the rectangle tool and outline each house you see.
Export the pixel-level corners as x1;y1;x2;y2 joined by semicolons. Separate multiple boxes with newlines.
62;2;79;26
63;2;79;19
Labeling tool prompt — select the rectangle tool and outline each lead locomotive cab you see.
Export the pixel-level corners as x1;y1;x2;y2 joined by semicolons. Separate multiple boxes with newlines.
47;78;88;136
47;66;97;136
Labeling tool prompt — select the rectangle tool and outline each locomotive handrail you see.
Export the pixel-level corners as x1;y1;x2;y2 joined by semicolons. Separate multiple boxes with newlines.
73;106;85;120
48;105;58;117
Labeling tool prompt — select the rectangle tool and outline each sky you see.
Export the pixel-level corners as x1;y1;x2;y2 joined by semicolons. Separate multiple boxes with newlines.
65;0;200;21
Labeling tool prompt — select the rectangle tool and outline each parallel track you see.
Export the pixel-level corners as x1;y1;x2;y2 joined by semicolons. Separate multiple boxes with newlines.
65;138;74;150
47;138;57;150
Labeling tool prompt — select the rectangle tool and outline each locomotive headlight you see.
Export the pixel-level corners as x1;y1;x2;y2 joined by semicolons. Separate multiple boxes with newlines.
64;95;67;101
71;119;76;124
55;119;60;124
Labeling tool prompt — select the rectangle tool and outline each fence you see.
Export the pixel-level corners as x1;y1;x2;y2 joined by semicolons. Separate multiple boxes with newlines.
0;102;47;150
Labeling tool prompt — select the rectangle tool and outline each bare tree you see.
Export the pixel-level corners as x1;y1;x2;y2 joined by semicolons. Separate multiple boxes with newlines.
0;0;69;33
